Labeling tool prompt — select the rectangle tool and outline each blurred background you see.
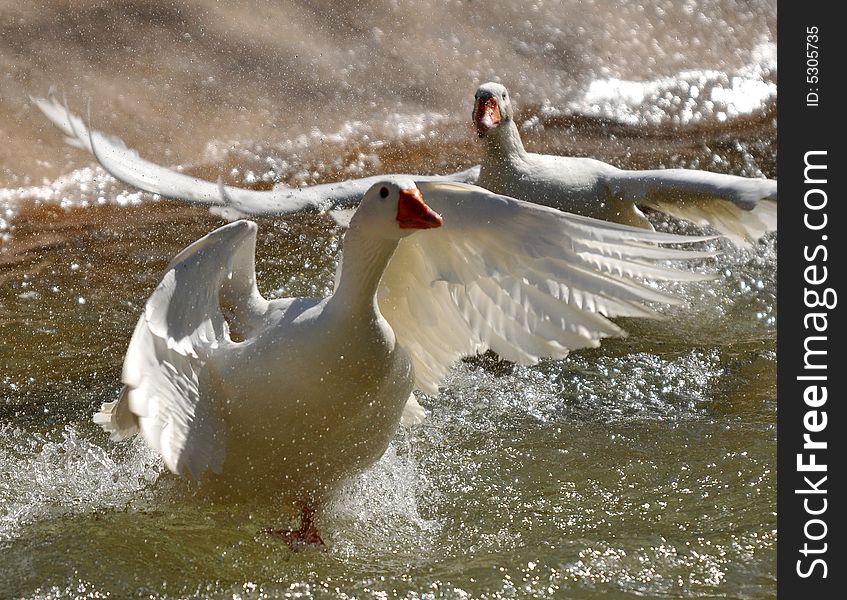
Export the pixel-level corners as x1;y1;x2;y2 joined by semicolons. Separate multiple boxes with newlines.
1;0;775;188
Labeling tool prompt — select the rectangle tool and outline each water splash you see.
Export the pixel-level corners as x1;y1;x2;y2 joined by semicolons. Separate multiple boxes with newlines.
0;165;147;237
0;424;163;541
562;41;776;126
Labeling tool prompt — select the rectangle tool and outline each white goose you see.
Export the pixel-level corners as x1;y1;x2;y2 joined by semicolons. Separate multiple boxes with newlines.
473;82;777;246
34;94;775;245
94;177;714;548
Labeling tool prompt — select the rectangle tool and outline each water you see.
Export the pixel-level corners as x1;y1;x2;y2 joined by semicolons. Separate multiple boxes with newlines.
1;1;776;597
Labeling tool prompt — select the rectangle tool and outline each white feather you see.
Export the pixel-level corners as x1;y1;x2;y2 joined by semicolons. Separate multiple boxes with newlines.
96;220;265;478
473;82;777;246
32;96;479;216
379;181;717;394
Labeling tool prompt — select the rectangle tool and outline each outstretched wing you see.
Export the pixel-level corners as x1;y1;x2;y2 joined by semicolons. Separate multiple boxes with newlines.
379;182;716;395
606;168;777;246
94;220;267;478
32;96;480;216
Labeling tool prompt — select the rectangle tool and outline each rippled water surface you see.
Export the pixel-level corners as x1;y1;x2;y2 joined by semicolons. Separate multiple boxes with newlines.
1;1;776;598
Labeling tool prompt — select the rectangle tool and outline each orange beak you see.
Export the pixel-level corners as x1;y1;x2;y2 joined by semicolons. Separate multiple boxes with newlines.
473;96;501;136
396;188;443;229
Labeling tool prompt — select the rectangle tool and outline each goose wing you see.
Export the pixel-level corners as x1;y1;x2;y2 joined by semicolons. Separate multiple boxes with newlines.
606;167;776;246
33;96;479;217
94;220;267;478
379;182;716;394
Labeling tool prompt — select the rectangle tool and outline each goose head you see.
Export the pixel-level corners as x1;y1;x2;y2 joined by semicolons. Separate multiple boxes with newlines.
333;179;443;306
473;82;515;138
350;178;443;239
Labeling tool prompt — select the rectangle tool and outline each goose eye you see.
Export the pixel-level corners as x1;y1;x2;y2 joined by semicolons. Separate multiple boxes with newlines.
379;186;390;199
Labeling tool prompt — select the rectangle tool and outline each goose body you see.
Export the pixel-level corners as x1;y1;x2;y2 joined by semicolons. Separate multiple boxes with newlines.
473;82;777;245
212;290;415;498
95;177;714;545
99;182;439;498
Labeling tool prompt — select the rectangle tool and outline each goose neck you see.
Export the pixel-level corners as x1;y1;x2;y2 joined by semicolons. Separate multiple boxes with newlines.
330;226;399;316
484;120;528;163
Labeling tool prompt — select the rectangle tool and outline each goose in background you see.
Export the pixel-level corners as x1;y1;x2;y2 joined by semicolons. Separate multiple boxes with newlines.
33;92;775;246
473;82;776;246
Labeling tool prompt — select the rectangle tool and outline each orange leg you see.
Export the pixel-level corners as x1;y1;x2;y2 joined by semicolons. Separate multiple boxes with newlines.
266;503;326;550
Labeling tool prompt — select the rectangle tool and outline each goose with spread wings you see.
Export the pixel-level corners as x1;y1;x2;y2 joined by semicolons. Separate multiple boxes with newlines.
33;93;775;245
94;177;714;548
473;82;776;246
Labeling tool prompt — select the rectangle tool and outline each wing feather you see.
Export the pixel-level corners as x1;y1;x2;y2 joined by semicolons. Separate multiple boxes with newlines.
606;167;777;245
93;220;265;478
32;96;480;216
642;197;776;247
379;182;716;394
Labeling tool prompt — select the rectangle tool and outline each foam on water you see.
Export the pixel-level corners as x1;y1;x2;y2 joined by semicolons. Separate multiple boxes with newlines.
0;165;147;238
201;110;456;189
522;41;776;128
658;230;777;337
328;440;439;561
0;424;163;541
